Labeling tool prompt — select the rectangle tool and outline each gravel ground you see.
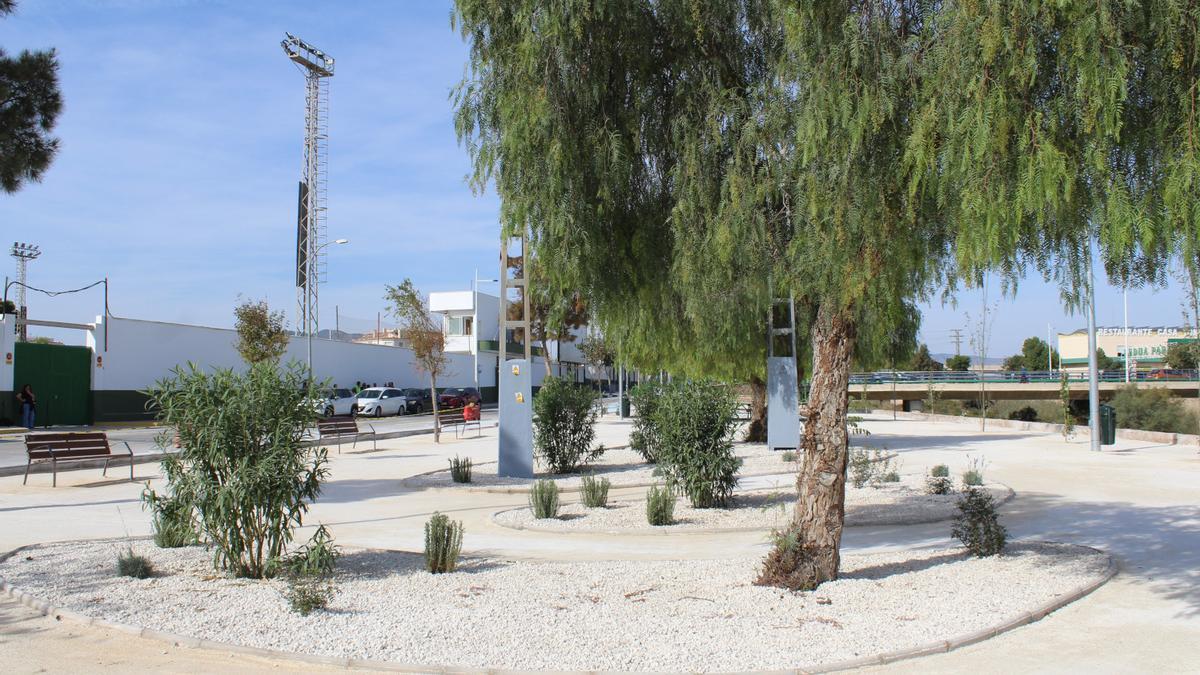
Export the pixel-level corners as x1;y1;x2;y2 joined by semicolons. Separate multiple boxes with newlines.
401;443;825;491
0;540;1107;672
493;476;1013;532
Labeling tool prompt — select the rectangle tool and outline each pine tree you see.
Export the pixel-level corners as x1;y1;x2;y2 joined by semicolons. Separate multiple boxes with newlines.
0;0;63;193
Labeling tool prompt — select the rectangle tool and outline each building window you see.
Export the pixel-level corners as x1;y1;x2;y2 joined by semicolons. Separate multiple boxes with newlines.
447;316;473;336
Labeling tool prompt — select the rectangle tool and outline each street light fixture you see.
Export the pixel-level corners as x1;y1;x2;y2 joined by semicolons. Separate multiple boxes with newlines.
308;238;349;376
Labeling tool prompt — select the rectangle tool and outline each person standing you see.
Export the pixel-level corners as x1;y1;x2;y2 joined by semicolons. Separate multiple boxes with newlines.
16;384;36;429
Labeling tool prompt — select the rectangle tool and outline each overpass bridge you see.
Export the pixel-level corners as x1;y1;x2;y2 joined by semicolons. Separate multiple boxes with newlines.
844;370;1199;402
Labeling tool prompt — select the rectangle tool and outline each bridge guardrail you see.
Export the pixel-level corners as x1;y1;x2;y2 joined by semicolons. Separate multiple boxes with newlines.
842;369;1200;386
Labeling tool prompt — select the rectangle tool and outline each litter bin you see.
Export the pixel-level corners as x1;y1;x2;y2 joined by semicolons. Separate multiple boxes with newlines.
620;395;631;418
1099;404;1117;445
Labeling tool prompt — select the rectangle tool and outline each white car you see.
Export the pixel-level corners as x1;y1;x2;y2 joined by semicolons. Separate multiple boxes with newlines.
317;388;357;417
355;387;407;417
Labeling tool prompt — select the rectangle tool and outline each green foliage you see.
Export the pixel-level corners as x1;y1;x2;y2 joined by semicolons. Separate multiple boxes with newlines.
781;450;797;462
1095;349;1120;372
143;488;198;549
1165;342;1200;370
945;355;971;372
143;361;328;579
1060;373;1077;439
645;484;675;526
116;548;154;579
233;299;289;364
1008;406;1038;422
651;381;742;508
532;377;601;473
1108;385;1199;434
424;512;464;574
627;382;663;463
285;525;340;578
286;575;335;615
909;344;943;371
528;480;560;519
962;456;987;488
386;279;447;441
449;456;472;483
580;475;610;508
1002;337;1058;372
925;475;954;495
848;448;873;489
0;0;63;194
952;489;1007;557
930;464;950;478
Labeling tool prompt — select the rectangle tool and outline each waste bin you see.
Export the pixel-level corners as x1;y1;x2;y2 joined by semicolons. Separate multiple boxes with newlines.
1099;404;1117;445
620;395;631;418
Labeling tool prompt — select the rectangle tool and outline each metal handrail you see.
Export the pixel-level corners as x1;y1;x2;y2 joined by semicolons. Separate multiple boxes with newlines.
841;369;1200;385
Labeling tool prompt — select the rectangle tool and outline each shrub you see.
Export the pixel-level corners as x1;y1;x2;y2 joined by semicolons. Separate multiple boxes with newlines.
143;489;199;548
424;512;464;573
532;377;601;473
1108;385;1200;434
926;475;954;495
961;456;986;487
529;479;560;519
652;380;742;508
952;488;1007;556
286;575;335;615
869;452;900;486
628;382;664;463
1008;406;1038;422
449;456;472;483
848;448;873;488
143;361;328;579
781;450;797;462
645;484;675;525
117;548;154;579
930;464;950;478
285;524;340;578
879;469;901;483
580;475;610;508
755;529;829;592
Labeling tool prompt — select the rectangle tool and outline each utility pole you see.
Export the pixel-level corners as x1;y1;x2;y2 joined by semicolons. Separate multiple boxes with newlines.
1086;238;1102;452
949;328;964;356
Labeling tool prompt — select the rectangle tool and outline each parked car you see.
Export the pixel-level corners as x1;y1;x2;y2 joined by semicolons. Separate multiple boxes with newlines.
317;388;357;417
355;387;407;417
438;387;482;408
1147;369;1190;380
399;387;433;414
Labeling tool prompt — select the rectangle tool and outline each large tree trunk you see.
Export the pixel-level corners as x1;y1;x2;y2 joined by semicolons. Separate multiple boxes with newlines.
757;304;856;590
745;375;768;443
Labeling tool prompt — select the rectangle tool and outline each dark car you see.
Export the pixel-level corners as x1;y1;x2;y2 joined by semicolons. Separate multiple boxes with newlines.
400;387;433;414
438;387;482;408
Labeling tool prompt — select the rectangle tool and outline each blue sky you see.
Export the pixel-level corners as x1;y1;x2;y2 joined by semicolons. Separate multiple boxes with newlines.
0;0;1188;358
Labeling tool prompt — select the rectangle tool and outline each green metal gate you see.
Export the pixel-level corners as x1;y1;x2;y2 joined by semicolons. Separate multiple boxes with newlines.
12;342;93;427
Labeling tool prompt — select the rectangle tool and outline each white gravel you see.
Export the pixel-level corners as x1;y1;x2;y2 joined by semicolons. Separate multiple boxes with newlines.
1;540;1107;672
401;443;823;491
493;476;1013;532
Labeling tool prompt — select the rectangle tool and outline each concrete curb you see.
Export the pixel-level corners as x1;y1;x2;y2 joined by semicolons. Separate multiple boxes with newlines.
489;483;1017;536
0;540;1116;674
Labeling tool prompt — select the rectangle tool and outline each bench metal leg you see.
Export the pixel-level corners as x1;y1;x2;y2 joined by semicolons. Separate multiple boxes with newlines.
52;458;57;488
125;442;135;481
23;459;31;486
102;457;110;477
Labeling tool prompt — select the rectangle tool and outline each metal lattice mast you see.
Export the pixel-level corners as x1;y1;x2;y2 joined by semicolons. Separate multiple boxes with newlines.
282;33;333;338
10;242;40;342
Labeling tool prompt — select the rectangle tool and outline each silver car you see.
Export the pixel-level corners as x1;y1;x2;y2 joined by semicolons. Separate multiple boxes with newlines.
355;387;406;417
318;388;357;417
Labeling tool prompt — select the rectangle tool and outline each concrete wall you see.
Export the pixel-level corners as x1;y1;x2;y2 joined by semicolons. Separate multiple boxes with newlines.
84;315;483;422
0;316;14;423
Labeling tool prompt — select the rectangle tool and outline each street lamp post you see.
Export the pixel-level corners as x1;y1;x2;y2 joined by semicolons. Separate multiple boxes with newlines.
474;269;499;400
308;238;349;376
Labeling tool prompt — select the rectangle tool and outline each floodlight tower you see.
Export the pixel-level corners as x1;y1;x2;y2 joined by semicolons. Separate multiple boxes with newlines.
10;242;41;342
281;33;334;341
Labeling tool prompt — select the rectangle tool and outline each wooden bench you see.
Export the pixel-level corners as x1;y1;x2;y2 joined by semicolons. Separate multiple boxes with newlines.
24;432;134;488
316;416;376;453
437;407;480;438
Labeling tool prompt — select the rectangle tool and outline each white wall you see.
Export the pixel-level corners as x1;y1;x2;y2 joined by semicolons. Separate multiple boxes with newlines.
87;315;481;392
0;315;14;390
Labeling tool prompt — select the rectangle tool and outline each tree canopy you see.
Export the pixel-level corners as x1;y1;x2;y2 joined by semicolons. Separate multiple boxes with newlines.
233;300;289;365
1002;337;1059;372
909;344;943;372
1;0;62;193
945;354;971;372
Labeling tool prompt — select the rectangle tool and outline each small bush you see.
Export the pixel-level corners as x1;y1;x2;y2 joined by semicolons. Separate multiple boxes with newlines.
628;382;664;463
143;489;199;549
1109;385;1200;434
529;480;560;519
286;575;335;615
870;453;901;485
449;456;472;483
653;380;742;508
285;524;340;578
755;529;831;592
117;548;154;579
879;469;901;483
926;475;954;495
1008;405;1039;422
646;484;676;525
532;377;602;473
781;450;797;462
930;464;950;478
424;512;464;573
961;456;987;487
848;448;873;488
952;488;1007;556
580;475;610;508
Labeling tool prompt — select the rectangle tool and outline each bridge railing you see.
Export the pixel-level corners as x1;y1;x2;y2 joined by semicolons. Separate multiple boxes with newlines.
844;369;1200;385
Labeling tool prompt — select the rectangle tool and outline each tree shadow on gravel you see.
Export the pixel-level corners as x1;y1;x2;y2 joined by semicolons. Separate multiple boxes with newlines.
337;549;509;580
841;549;968;580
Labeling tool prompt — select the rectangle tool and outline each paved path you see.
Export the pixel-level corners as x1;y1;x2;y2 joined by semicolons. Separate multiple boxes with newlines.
1;414;1197;672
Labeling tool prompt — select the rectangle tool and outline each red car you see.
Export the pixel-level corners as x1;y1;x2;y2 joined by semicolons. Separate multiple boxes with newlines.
1147;369;1190;380
438;387;482;408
